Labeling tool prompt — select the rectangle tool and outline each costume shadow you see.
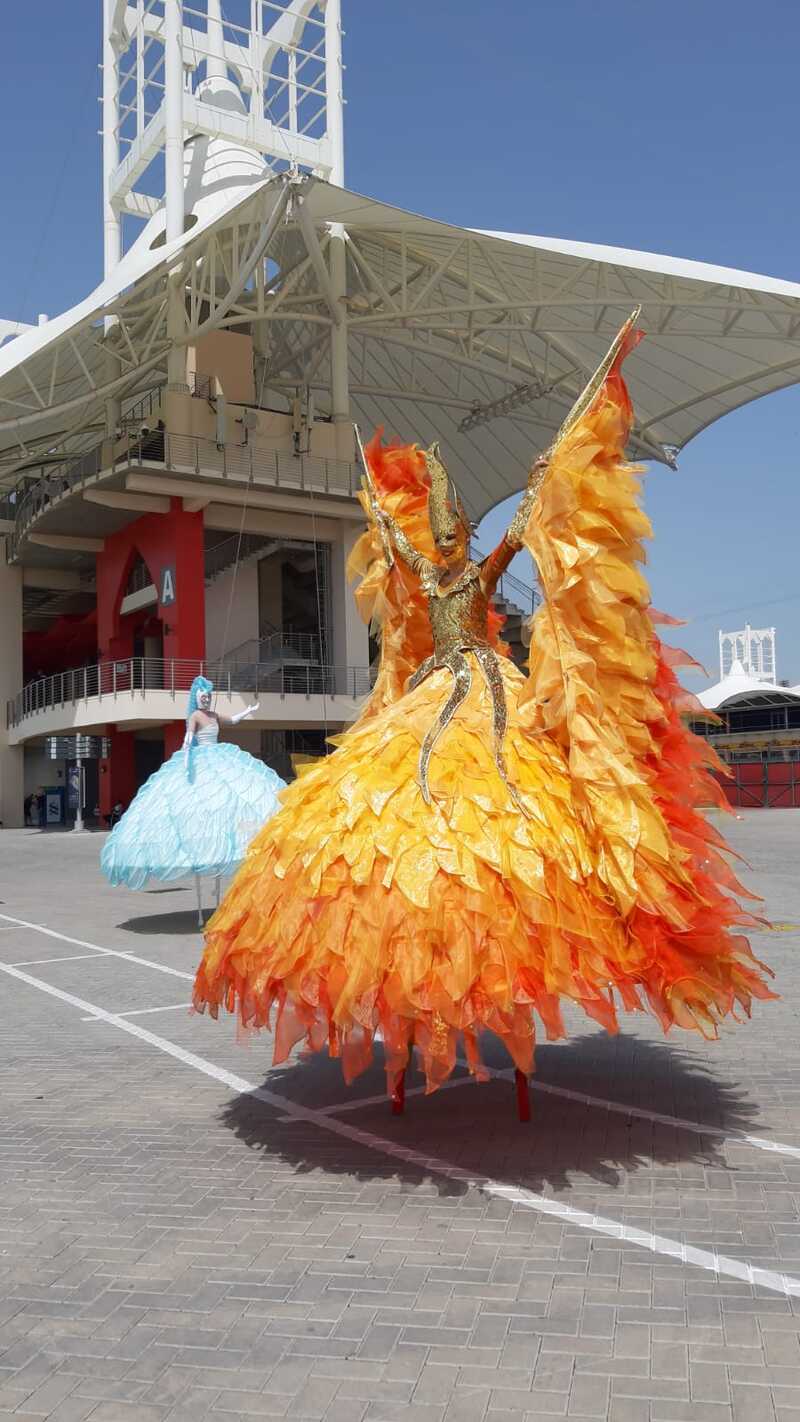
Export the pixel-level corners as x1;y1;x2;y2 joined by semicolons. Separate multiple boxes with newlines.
117;909;203;936
221;1031;760;1199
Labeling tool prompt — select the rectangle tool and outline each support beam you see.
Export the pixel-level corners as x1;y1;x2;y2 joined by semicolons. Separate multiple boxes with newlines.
102;0;122;283
165;0;187;392
295;202;341;327
203;503;338;541
28;534;105;553
83;489;171;514
22;568;83;591
103;0;123;437
126;471;364;521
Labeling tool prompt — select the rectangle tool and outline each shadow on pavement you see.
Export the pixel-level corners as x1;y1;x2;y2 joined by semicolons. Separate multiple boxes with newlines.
219;1031;761;1199
118;909;204;935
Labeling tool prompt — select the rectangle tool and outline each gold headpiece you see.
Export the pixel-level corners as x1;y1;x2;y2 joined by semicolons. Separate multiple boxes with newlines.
423;442;471;545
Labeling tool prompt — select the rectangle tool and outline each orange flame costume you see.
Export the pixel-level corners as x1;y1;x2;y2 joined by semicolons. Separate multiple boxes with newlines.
192;320;774;1093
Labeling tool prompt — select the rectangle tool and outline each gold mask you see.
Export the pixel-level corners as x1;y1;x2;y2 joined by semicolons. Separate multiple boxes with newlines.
423;442;471;547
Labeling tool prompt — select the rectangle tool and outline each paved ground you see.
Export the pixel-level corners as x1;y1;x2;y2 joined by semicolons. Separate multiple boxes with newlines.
1;811;800;1422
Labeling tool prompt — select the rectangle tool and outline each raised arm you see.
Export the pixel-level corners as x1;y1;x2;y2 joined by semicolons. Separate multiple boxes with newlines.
217;702;261;726
375;505;436;582
479;454;549;593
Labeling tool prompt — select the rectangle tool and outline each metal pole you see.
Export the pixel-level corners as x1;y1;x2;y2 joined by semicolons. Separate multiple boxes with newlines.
325;0;345;187
102;0;123;437
73;757;86;834
165;0;187;391
324;0;350;462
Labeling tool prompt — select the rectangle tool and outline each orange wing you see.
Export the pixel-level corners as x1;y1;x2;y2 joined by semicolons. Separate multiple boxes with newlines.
519;336;760;975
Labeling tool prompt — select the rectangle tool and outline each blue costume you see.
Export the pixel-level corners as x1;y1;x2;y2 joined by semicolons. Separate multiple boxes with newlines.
100;678;285;901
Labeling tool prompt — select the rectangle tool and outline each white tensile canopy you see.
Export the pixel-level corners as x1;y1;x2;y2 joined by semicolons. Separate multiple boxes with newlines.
2;173;800;520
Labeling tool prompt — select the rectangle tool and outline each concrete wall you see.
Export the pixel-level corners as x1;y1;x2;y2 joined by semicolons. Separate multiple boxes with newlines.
331;523;370;674
163;386;351;462
190;331;255;406
205;562;259;661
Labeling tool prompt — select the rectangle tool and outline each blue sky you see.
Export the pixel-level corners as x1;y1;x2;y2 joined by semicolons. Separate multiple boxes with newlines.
1;2;798;682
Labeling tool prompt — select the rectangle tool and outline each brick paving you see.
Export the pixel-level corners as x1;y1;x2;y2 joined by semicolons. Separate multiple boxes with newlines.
1;811;799;1421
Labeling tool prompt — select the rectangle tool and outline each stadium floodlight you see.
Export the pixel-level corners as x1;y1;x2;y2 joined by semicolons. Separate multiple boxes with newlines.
459;381;553;433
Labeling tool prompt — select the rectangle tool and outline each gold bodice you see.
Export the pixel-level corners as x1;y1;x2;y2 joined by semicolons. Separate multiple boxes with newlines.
423;561;493;662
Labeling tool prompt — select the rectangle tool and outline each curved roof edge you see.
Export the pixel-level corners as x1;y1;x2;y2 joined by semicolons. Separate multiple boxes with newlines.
478;229;800;301
697;667;800;711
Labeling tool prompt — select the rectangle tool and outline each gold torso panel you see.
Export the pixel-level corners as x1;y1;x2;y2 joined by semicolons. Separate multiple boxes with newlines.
423;561;492;662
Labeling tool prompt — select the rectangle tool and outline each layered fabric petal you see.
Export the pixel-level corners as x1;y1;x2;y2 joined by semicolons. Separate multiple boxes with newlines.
520;335;772;1035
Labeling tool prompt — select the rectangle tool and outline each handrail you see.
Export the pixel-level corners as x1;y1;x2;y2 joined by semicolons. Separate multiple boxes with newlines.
8;428;362;560
7;656;373;729
219;630;321;666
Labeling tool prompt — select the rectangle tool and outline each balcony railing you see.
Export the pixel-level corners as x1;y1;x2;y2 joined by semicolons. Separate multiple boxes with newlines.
8;429;361;559
8;657;373;729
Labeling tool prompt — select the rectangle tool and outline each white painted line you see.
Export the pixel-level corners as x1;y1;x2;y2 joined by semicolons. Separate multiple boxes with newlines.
0;912;193;983
2;955;799;1301
11;952;113;967
484;1061;800;1162
81;1002;190;1022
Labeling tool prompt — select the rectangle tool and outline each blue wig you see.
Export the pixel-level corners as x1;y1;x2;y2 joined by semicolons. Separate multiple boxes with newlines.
186;676;214;722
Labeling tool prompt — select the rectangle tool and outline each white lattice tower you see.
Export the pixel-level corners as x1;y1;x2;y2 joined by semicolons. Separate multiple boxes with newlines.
102;0;343;280
719;625;777;682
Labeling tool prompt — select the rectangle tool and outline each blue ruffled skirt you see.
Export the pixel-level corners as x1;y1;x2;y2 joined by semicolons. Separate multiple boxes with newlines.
100;744;286;889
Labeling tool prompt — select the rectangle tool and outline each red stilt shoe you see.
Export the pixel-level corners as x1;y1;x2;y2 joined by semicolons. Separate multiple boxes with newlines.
515;1068;531;1123
391;1068;406;1116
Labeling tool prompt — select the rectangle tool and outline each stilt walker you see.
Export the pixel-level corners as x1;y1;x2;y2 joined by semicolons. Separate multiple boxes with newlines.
101;678;286;920
193;314;776;1113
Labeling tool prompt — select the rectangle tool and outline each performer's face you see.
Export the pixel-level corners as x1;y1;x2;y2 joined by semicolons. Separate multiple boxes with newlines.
197;690;212;711
435;527;466;566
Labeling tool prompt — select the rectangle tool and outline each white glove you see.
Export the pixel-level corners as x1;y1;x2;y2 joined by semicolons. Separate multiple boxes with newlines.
182;730;193;775
231;701;260;725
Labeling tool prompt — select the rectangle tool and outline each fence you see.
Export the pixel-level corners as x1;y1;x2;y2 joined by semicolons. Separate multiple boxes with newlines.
8;657;373;729
715;759;800;809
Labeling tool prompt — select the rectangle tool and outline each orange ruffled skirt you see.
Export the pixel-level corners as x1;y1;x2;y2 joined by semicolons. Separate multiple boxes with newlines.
192;655;773;1091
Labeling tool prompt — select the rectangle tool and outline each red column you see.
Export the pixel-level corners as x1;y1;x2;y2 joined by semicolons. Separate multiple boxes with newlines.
96;499;206;802
96;499;205;663
99;728;136;820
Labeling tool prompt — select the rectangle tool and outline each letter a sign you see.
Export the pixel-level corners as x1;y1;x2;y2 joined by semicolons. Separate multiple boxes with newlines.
160;565;176;606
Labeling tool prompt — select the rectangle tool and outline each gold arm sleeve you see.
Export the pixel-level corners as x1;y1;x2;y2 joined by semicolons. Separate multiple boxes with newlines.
380;509;435;581
505;456;550;551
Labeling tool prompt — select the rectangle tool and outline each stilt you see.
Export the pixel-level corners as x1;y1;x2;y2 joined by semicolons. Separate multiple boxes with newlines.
515;1068;531;1123
391;1068;406;1116
215;875;221;908
195;875;204;929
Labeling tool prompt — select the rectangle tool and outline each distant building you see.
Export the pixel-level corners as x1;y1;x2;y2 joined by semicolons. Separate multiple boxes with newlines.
689;655;800;808
719;625;776;682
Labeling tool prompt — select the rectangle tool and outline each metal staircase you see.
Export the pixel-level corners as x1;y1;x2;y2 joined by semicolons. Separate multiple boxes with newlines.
203;533;278;585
